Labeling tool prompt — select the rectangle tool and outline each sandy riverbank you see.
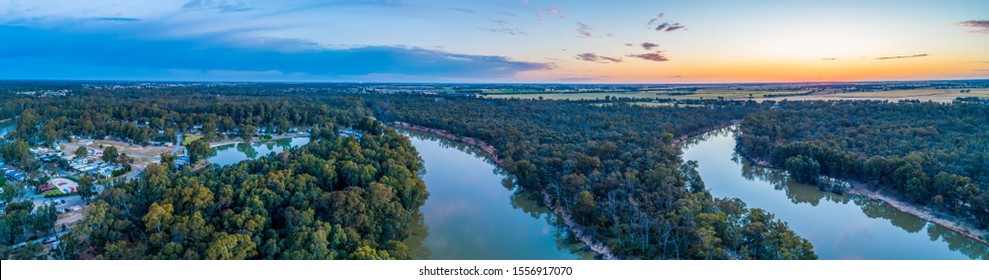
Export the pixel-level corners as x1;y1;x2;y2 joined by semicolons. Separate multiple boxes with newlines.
671;120;740;147
846;182;988;245
391;122;502;165
738;152;988;246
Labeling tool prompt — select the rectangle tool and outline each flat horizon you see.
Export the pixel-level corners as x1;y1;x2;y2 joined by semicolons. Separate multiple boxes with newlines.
2;1;987;83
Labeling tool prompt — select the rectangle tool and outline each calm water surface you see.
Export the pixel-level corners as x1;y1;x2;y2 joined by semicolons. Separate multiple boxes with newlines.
401;130;590;260
207;137;310;166
681;127;988;259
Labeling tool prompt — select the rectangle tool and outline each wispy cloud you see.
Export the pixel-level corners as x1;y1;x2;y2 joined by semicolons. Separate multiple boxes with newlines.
92;17;142;22
647;13;664;25
577;22;593;38
655;22;685;32
551;8;567;19
628;51;670;62
641;42;659;50
576;53;622;63
876;54;928;60
450;7;475;13
484;19;525;35
0;24;549;81
958;20;989;34
182;0;253;13
820;57;837;61
648;13;685;32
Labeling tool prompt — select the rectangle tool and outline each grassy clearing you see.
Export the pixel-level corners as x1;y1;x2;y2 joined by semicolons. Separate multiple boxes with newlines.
182;134;202;145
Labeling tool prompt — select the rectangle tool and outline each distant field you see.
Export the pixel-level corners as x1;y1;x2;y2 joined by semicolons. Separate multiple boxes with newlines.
485;88;988;103
182;134;202;145
629;102;706;108
485;91;653;100
484;90;808;101
755;88;989;103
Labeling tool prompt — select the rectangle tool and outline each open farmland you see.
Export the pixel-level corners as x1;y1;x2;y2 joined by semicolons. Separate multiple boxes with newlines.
484;89;810;101
755;88;989;103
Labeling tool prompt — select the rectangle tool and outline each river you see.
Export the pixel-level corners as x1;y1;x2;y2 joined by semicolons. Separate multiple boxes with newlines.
400;130;591;260
207;137;310;167
681;127;988;259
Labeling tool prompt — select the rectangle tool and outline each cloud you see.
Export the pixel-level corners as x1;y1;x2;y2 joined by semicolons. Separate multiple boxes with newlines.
875;54;929;60
958;20;989;33
0;24;548;81
92;17;142;22
546;8;566;19
450;7;475;13
648;13;685;32
484;19;525;35
182;0;253;13
500;11;518;17
820;57;837;61
641;42;659;50
647;13;665;25
628;51;670;62
577;22;593;38
575;53;622;63
655;22;686;32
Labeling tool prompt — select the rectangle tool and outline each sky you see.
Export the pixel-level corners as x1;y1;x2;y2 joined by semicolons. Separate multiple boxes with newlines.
1;0;987;83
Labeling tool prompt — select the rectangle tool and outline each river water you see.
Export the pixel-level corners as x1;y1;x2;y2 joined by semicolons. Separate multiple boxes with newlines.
400;130;591;260
681;127;988;259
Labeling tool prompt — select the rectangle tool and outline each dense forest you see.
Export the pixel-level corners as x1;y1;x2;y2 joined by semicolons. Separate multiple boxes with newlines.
2;91;428;259
59;123;426;259
370;95;817;259
736;100;989;228
2;89;819;259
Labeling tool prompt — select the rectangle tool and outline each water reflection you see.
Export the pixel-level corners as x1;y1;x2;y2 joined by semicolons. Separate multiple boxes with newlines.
399;129;592;260
208;137;310;166
736;155;851;207
405;214;431;259
681;126;988;259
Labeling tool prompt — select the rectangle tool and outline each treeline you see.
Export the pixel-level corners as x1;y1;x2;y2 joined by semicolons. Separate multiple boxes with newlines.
58;116;427;259
371;95;817;259
1;91;351;147
737;100;989;228
1;91;356;173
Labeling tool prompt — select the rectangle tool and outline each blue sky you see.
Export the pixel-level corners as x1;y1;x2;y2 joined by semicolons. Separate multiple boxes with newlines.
1;0;987;82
